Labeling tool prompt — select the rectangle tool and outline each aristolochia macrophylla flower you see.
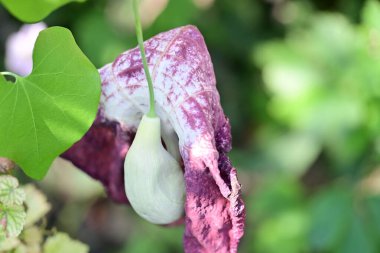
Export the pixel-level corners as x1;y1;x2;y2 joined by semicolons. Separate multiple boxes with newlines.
124;115;185;224
62;25;245;253
5;22;46;76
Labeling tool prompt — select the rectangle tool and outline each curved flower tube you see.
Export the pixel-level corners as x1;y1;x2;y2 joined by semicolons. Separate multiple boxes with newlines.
124;115;185;224
62;25;245;253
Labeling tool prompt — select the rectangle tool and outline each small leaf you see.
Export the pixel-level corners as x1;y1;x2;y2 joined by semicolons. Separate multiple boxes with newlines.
22;226;43;246
0;0;86;23
0;27;101;179
0;176;25;206
43;232;89;253
23;185;51;227
0;204;26;238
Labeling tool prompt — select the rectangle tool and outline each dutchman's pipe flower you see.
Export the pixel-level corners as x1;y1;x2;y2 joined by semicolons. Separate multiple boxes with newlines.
63;25;245;253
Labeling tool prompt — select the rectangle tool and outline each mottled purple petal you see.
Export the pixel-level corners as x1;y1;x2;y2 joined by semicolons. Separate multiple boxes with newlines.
62;115;131;204
63;25;245;252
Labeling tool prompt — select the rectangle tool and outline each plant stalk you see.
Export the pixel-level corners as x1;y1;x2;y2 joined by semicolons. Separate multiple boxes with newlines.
132;0;156;118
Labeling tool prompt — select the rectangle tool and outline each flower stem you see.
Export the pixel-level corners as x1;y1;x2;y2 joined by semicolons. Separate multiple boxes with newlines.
132;0;156;118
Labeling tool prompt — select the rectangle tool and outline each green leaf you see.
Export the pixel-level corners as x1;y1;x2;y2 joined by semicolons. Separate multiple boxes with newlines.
0;27;101;180
0;0;86;23
23;185;51;226
0;204;26;238
0;176;25;206
43;233;89;253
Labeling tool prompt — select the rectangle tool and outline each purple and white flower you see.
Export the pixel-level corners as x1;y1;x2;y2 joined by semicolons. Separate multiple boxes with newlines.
63;25;245;253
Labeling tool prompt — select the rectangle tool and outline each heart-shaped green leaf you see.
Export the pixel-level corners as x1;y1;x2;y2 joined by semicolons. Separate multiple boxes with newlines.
0;0;86;23
0;27;101;180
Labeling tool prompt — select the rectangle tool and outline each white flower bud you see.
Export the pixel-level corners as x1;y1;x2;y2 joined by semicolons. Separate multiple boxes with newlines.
124;115;185;224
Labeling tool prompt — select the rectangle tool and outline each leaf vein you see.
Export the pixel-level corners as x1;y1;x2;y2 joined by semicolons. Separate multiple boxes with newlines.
32;41;64;73
24;80;69;122
0;85;16;107
5;85;19;149
21;83;40;160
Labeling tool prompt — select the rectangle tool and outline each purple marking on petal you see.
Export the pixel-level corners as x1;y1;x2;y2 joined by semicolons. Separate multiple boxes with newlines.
63;25;245;252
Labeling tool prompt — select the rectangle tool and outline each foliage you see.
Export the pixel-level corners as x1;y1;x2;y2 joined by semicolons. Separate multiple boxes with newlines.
0;175;26;239
254;0;380;175
23;185;50;227
0;174;89;253
43;233;89;253
1;0;380;252
0;176;25;206
0;27;101;179
244;1;380;252
0;0;86;23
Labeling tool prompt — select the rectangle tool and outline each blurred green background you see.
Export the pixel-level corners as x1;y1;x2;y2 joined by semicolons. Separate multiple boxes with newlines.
2;0;380;252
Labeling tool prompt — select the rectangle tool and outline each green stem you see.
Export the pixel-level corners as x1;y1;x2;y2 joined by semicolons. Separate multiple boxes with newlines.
133;0;156;118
